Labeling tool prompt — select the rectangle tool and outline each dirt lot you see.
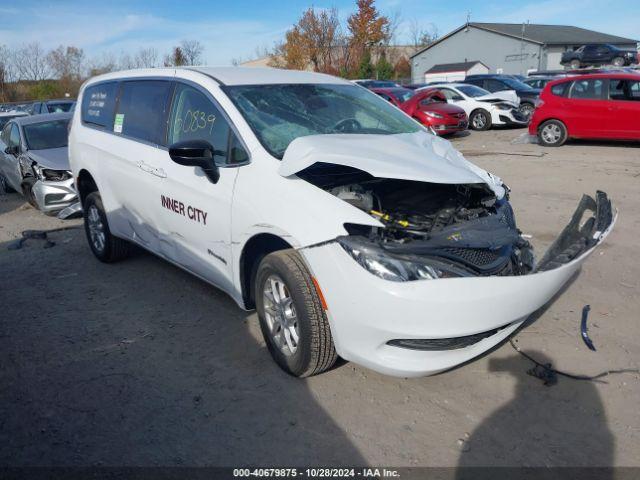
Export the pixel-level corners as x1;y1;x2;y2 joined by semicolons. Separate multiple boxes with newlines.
1;128;639;468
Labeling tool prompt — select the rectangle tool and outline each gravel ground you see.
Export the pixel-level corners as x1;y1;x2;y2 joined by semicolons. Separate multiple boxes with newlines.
0;129;639;468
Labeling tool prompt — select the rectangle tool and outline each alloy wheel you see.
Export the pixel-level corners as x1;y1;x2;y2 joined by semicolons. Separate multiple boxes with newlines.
87;204;106;253
472;113;486;129
262;274;299;356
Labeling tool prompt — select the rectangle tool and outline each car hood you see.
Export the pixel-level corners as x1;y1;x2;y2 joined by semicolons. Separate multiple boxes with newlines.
279;131;505;198
418;102;466;115
27;147;69;170
476;90;520;105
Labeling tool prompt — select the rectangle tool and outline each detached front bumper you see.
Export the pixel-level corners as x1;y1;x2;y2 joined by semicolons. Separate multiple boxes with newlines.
300;193;615;377
32;177;78;215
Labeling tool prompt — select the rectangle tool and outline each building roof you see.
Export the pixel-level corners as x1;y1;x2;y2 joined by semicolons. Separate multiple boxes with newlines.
411;23;639;58
424;61;487;74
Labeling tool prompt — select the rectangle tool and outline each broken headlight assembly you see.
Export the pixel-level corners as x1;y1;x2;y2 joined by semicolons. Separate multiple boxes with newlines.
34;165;72;182
337;236;471;282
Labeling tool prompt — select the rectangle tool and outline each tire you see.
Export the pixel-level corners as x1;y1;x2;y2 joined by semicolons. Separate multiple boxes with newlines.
612;56;624;67
255;249;337;377
538;119;567;147
519;102;535;121
0;173;15;194
570;59;581;69
21;178;38;208
469;109;492;131
83;191;131;262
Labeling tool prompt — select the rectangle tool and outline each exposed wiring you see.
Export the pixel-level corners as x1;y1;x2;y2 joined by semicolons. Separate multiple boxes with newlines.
509;339;638;386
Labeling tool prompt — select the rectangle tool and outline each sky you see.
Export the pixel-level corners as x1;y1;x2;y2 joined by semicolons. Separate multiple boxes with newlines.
0;0;638;66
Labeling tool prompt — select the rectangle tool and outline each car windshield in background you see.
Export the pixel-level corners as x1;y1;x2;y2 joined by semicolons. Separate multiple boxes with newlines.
23;119;70;150
47;102;74;113
457;85;491;97
225;84;421;158
392;89;415;102
503;78;534;90
0;115;21;129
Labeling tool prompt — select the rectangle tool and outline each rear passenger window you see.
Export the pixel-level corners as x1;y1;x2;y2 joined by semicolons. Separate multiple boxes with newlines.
115;80;172;144
82;82;118;128
167;83;248;165
610;80;640;101
569;79;605;100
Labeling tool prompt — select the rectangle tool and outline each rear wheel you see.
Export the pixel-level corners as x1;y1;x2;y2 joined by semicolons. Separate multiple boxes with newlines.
469;109;491;131
538;120;567;147
83;191;131;262
256;249;337;377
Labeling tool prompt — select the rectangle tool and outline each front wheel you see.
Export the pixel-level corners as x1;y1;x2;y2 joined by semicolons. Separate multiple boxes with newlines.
83;191;131;262
538;119;567;147
570;59;581;69
519;102;535;121
21;178;38;208
469;109;492;131
256;250;337;377
612;56;624;67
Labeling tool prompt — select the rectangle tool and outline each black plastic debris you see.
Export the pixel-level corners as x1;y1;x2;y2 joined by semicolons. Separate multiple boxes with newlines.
581;305;597;351
7;227;81;250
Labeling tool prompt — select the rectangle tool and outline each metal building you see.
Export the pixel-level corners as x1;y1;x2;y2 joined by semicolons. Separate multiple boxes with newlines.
411;23;638;83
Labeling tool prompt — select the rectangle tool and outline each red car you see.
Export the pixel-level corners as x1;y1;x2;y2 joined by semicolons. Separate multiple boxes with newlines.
371;87;468;135
529;72;640;146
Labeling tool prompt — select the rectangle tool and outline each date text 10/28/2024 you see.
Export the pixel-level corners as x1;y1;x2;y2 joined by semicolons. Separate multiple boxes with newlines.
233;468;400;478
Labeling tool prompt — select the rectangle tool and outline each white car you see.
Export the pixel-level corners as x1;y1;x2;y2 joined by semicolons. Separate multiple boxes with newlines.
423;83;528;131
69;67;614;378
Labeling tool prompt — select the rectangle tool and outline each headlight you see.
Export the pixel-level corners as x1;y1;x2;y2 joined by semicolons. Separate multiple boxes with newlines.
34;165;72;181
496;103;512;110
337;236;470;282
424;111;444;119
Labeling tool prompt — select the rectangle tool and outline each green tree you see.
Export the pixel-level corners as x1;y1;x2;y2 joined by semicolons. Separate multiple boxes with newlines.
358;50;374;78
375;52;393;80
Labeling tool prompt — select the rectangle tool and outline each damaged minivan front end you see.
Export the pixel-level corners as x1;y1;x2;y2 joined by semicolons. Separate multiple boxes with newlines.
284;133;615;377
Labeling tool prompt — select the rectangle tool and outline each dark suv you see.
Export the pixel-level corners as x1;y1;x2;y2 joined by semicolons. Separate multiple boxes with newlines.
464;74;541;120
561;44;638;69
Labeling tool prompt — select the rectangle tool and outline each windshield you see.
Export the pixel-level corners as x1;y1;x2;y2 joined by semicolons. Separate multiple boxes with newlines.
225;84;421;158
392;89;415;102
23;119;69;150
502;78;533;90
457;85;491;97
0;115;22;129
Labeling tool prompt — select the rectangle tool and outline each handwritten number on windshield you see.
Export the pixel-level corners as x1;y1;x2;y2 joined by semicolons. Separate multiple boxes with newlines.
174;110;216;136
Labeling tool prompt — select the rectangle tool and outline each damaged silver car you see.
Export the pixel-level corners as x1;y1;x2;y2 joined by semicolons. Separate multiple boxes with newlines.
0;112;77;214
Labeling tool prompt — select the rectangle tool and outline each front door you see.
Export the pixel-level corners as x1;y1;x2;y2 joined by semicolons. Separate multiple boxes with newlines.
564;78;609;138
154;82;248;294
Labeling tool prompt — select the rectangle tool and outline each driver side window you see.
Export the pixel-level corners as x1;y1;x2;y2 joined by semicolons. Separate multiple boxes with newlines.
167;83;248;165
9;124;21;149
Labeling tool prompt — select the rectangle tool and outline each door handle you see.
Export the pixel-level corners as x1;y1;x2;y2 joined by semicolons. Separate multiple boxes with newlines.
137;161;167;178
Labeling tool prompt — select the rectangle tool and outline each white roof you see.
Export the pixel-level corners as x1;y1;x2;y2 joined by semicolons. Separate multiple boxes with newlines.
86;66;351;87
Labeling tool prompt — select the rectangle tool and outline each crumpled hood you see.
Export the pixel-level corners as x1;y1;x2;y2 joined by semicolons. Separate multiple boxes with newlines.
476;90;520;106
279;131;505;198
27;147;69;171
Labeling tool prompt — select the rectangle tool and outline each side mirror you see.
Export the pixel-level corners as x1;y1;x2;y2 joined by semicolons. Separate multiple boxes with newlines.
4;145;19;156
169;139;220;184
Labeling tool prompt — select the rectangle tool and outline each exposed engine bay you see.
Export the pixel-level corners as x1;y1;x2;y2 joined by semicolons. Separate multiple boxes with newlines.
299;163;613;280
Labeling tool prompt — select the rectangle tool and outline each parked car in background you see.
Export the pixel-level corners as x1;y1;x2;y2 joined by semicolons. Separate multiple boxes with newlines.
561;44;639;69
399;88;468;135
0;112;77;213
69;67;614;378
464;74;541;119
425;83;526;130
0;110;28;130
372;87;468;135
523;76;557;90
353;79;400;89
28;99;76;115
529;73;640;146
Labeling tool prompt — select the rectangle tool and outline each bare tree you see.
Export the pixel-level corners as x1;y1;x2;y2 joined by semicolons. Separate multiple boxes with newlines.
87;52;117;76
180;40;204;65
134;47;158;68
408;20;438;51
14;42;50;81
47;45;85;81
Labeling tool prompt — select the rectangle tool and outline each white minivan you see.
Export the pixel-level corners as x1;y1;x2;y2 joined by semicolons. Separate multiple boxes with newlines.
69;67;614;378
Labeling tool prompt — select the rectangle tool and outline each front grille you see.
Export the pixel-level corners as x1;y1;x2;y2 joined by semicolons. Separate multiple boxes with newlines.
442;247;502;266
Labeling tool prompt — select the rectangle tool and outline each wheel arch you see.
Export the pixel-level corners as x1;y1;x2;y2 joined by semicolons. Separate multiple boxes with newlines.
537;117;569;135
76;169;98;206
239;233;294;309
